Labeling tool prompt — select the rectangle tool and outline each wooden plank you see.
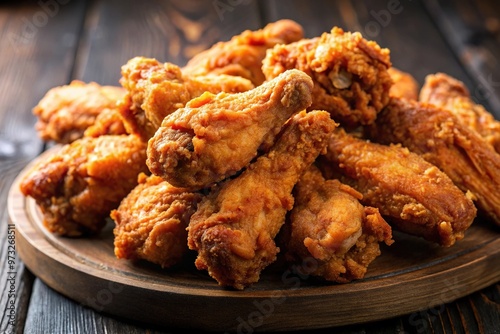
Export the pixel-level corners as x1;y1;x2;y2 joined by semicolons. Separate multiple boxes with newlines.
0;1;87;333
74;0;263;85
0;0;88;159
23;280;168;334
422;0;500;118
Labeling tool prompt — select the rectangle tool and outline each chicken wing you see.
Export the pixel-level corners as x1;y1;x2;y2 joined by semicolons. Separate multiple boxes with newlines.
33;80;126;143
368;98;500;225
419;72;500;153
262;27;392;128
19;135;149;236
147;69;314;191
119;57;254;140
187;110;337;290
388;67;419;100
281;165;393;283
182;19;304;86
320;128;477;246
112;173;203;268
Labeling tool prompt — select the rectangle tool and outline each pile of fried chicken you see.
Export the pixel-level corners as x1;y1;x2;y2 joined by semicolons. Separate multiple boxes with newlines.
20;20;500;290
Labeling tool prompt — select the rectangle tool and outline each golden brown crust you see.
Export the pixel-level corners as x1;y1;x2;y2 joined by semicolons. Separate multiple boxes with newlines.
263;27;392;128
33;80;126;143
182;19;304;85
321;128;477;246
368;98;500;225
419;72;500;153
118;57;254;140
112;174;203;268
19;135;149;236
283;165;392;283
388;67;419;100
147;69;314;191
187;110;337;289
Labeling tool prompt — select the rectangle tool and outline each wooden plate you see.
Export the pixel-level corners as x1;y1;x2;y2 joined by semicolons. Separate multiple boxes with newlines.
8;148;500;332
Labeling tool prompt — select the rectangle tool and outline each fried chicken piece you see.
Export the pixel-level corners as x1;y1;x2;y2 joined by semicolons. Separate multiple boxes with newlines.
111;173;203;268
19;135;149;236
119;57;254;140
33;80;126;143
388;67;419;100
262;27;392;128
182;19;304;86
281;165;393;283
419;72;500;153
319;128;477;246
187;110;337;290
368;98;500;225
83;108;128;138
147;69;314;191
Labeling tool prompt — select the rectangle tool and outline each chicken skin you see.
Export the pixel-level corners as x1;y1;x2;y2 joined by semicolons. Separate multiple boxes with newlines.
182;19;304;86
187;110;337;290
368;98;500;225
320;128;477;246
262;27;392;128
282;165;393;283
112;173;203;268
19;135;149;236
119;57;254;140
388;67;419;100
33;80;126;143
83;108;128;138
147;69;314;191
419;72;500;153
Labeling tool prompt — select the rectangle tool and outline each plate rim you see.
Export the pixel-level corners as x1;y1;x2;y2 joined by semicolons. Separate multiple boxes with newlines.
8;148;500;332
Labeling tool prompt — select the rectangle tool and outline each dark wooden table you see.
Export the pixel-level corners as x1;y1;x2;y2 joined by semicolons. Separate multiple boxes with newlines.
1;0;499;333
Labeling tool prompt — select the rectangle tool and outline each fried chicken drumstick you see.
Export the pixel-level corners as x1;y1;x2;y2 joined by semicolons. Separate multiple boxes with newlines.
182;19;304;86
187;110;337;290
282;165;393;283
147;69;314;190
368;98;500;225
119;56;254;140
20;135;149;236
112;173;203;268
320;128;477;246
33;80;127;143
419;72;500;153
262;27;392;128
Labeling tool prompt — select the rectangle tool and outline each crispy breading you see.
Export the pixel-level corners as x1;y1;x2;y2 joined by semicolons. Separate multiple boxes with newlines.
282;165;392;283
320;128;477;246
118;57;254;140
368;98;500;225
419;72;500;153
147;69;314;190
262;27;392;128
187;110;337;289
182;19;304;85
33;80;126;143
19;135;149;236
112;173;203;268
388;67;419;100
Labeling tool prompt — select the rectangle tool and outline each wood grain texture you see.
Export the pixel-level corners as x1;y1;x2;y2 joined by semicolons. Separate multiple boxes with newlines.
0;1;87;333
422;0;500;118
75;0;262;85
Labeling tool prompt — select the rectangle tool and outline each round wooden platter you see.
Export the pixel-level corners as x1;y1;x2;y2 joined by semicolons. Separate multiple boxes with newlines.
8;149;500;332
